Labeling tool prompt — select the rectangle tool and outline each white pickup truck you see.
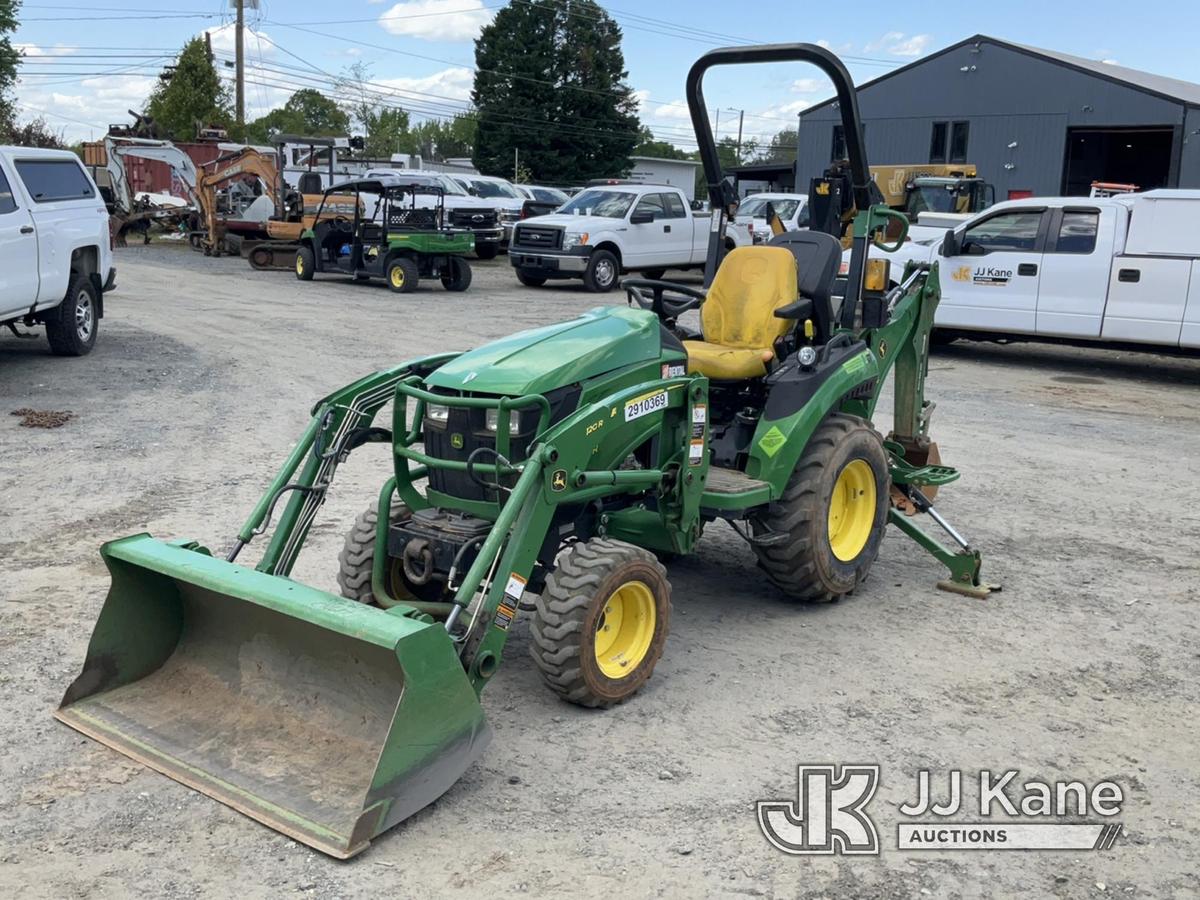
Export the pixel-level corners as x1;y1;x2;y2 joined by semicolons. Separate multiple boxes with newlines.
508;183;749;292
0;147;115;356
871;190;1200;350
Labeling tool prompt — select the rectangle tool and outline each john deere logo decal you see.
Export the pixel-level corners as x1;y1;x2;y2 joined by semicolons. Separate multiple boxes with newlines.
451;433;464;449
551;469;568;491
758;426;787;457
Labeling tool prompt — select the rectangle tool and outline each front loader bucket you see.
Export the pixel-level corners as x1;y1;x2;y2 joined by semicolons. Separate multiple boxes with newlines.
55;534;491;858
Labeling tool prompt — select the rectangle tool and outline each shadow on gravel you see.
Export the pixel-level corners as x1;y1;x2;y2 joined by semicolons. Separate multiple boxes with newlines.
933;339;1200;386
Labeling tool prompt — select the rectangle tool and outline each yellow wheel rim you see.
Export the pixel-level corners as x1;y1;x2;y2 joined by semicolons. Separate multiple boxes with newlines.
827;459;876;562
295;256;304;275
594;580;656;679
390;266;404;288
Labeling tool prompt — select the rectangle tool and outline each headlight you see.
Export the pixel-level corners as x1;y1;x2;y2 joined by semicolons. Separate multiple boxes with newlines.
798;346;818;367
427;403;450;422
499;209;520;223
562;232;589;250
485;408;521;433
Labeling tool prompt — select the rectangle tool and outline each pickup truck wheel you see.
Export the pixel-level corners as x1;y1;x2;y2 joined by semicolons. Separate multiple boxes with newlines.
516;268;546;287
642;268;666;280
440;257;473;292
46;273;98;357
476;243;499;260
584;249;619;292
295;246;315;281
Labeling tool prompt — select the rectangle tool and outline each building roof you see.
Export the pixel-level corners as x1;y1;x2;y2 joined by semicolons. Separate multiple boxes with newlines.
802;34;1200;115
731;161;796;176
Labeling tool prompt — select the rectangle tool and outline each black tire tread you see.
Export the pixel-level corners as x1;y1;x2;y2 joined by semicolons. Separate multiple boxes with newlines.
530;538;668;709
46;272;98;357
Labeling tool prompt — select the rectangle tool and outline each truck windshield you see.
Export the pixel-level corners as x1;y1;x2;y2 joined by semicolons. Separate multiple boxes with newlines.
468;179;522;199
559;190;636;218
739;197;802;219
908;183;966;215
436;176;468;196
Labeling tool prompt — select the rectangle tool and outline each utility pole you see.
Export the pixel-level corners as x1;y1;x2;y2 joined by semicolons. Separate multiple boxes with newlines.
734;109;745;162
234;0;245;133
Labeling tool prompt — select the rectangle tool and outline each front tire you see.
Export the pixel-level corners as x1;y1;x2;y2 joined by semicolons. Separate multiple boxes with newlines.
46;272;98;356
583;249;619;293
752;414;889;602
337;503;443;606
440;256;472;291
387;257;419;293
515;268;547;287
295;246;315;281
475;243;499;260
531;539;671;708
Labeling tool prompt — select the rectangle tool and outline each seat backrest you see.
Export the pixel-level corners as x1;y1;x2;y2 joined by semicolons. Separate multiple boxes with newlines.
701;246;799;350
768;230;841;342
297;172;323;195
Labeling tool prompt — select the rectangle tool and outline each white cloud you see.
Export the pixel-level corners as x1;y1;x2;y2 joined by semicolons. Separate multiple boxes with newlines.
864;31;932;57
377;0;494;42
790;78;820;94
374;66;474;103
16;43;77;57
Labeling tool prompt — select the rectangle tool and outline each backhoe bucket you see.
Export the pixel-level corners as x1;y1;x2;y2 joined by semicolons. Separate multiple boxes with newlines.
55;534;491;858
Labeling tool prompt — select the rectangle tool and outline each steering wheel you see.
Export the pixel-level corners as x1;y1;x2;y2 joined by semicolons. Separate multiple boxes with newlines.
332;216;354;233
623;278;706;322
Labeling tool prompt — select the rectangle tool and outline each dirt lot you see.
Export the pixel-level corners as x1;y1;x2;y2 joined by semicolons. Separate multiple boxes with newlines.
2;243;1198;898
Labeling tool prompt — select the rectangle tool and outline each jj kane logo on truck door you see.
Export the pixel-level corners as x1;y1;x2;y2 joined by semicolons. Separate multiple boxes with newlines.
952;265;1012;286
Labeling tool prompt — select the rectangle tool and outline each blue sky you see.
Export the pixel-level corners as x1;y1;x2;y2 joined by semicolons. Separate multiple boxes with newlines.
12;0;1200;146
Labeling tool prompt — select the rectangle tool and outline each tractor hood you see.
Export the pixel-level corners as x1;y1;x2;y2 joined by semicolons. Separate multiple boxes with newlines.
426;306;665;396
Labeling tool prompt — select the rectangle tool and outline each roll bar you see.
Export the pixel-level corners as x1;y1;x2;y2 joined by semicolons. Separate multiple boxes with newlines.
685;44;872;285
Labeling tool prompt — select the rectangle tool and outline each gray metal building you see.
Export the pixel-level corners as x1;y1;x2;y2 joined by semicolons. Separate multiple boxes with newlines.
797;35;1200;199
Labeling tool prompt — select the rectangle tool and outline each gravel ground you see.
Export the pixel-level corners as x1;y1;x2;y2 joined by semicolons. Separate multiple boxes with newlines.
1;242;1198;898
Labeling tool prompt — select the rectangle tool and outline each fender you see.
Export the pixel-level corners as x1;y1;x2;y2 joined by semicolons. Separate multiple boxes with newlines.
744;343;883;491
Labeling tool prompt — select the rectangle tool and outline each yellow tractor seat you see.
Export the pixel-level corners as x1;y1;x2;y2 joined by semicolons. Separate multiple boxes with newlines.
683;245;799;380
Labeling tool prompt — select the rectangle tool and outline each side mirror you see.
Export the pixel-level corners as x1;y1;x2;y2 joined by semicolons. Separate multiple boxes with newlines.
630;209;655;224
941;228;961;257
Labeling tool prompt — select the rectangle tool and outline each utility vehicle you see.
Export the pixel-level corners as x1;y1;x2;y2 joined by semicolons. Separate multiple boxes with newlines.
57;43;995;859
295;176;474;293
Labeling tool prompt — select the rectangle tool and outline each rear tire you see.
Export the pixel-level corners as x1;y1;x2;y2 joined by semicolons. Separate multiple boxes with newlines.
530;539;670;708
45;272;98;357
440;257;472;291
583;249;619;293
338;503;443;606
752;414;889;602
476;243;499;260
516;268;546;287
295;246;315;281
387;257;419;293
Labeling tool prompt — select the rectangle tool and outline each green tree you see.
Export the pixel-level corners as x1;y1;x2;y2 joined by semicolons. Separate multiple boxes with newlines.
762;127;798;162
337;62;412;158
632;126;689;161
473;0;638;182
0;0;21;136
409;113;477;160
145;37;231;142
245;89;349;143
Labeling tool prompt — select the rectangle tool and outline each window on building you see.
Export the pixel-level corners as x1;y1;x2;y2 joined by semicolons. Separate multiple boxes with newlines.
1052;210;1099;254
830;125;846;162
14;159;94;203
949;122;970;164
929;122;948;163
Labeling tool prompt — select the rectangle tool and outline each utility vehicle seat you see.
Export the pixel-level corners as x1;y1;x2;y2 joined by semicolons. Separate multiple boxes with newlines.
297;172;323;195
683;246;799;380
767;230;842;343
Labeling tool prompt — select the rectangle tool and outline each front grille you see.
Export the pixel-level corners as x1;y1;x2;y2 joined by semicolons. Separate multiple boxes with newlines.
449;208;497;229
513;224;563;250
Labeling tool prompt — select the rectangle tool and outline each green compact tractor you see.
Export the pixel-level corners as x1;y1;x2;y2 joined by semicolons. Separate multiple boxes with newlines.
295;176;474;293
56;44;996;858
